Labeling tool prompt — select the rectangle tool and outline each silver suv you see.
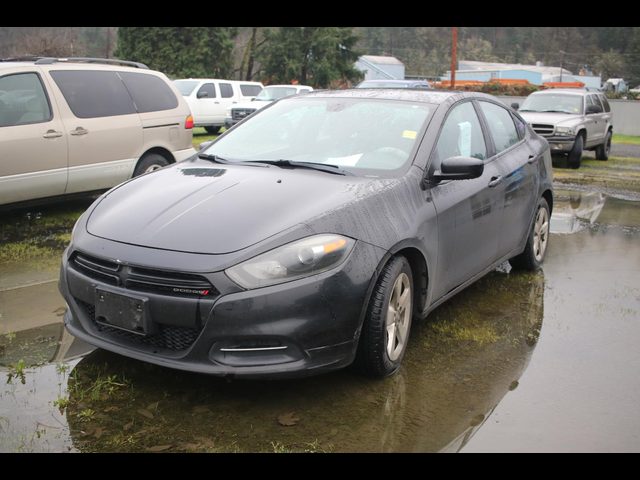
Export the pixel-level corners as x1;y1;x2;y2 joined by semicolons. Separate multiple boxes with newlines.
0;57;197;208
514;89;613;169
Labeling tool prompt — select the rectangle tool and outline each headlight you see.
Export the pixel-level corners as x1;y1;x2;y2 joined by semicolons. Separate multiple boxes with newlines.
556;127;575;137
225;109;232;118
226;235;356;290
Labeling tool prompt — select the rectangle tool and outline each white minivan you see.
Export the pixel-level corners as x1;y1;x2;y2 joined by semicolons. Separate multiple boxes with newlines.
174;79;264;134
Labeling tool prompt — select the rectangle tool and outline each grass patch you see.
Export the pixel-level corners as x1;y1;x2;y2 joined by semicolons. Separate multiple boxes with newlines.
613;135;640;146
191;127;223;150
553;155;640;192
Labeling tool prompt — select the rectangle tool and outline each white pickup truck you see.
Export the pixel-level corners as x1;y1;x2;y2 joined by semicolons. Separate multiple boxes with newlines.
174;79;264;134
225;85;313;129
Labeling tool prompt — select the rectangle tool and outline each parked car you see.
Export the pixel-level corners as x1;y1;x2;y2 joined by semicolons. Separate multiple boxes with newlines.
514;89;614;169
0;57;197;208
225;85;313;129
356;79;432;89
59;89;553;380
174;79;264;134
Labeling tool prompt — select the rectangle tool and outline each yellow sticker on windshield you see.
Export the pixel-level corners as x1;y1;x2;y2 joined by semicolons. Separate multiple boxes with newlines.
403;130;418;140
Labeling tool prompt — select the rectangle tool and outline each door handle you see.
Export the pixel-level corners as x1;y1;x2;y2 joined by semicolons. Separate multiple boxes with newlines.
489;176;503;188
528;155;538;165
71;128;89;136
43;130;63;139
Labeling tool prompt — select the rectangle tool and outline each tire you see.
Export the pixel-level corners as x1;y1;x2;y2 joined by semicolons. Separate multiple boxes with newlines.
567;135;583;170
205;126;221;135
510;198;551;271
355;256;414;379
133;153;170;177
596;130;612;161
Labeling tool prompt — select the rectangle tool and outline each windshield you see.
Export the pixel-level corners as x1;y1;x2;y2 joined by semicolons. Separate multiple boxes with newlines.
202;98;433;177
256;87;298;101
521;94;584;115
173;81;200;97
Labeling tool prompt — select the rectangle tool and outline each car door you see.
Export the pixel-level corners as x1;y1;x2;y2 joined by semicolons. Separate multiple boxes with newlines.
589;94;606;145
216;82;238;124
429;100;505;301
194;82;219;125
46;69;143;194
0;70;68;206
477;100;540;261
584;95;601;147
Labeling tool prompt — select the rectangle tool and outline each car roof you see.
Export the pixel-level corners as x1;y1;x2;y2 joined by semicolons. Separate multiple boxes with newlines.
361;79;430;85
532;89;593;96
302;88;489;105
176;79;262;84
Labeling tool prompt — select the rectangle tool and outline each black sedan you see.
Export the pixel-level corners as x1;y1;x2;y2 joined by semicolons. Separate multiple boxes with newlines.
59;89;553;379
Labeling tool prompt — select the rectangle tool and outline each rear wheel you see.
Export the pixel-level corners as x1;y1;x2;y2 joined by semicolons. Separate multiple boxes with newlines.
356;256;414;379
596;130;612;161
133;153;170;177
568;135;584;170
510;198;551;271
205;126;221;135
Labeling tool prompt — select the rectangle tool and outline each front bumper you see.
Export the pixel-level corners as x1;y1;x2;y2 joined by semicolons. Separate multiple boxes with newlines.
545;136;576;153
225;118;239;130
58;240;383;379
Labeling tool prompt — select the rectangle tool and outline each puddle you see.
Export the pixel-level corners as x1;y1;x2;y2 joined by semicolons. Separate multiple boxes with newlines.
1;191;639;453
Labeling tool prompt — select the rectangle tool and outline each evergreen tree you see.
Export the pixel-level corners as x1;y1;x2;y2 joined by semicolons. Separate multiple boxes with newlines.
115;27;238;78
259;27;362;88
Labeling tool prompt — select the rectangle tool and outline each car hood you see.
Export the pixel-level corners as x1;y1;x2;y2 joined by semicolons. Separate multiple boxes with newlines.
234;100;271;111
87;159;367;255
520;111;583;127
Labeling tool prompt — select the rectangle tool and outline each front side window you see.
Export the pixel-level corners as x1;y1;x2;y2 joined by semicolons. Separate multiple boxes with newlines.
435;102;487;168
0;73;52;127
50;70;137;119
203;98;433;177
479;102;521;154
198;84;217;99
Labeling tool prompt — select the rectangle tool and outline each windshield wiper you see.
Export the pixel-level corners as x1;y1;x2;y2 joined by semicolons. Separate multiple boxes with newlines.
543;110;572;114
249;160;355;176
198;154;271;168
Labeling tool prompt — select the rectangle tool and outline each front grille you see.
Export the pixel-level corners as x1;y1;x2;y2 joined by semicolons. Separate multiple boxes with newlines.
72;252;217;297
232;109;256;121
78;301;200;352
532;124;555;136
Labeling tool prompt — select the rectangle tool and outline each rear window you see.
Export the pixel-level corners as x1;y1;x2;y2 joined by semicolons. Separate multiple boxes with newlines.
174;80;200;96
50;70;136;119
240;85;263;97
119;72;179;113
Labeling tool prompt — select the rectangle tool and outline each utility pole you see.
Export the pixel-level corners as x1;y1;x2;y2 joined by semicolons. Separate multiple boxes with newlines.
451;27;459;90
69;27;75;56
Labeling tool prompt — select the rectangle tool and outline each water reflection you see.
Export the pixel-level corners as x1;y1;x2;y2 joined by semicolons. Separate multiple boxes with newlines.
551;191;606;234
61;269;545;453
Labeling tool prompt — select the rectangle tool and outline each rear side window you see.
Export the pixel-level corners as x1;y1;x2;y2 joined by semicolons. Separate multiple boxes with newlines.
240;85;262;97
50;70;136;119
119;72;179;113
479;102;521;154
219;83;234;99
600;95;612;113
0;72;52;127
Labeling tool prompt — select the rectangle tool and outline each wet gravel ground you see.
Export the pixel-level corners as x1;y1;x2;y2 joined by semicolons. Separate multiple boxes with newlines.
1;189;639;453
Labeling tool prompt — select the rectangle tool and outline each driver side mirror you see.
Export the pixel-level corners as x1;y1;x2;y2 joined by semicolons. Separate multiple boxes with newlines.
433;157;485;182
197;91;209;99
586;105;603;114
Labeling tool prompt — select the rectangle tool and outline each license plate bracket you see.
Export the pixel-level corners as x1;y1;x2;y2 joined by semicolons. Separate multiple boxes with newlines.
95;289;155;336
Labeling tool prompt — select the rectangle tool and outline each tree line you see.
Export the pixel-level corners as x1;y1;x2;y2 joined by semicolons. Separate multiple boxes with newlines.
2;27;639;88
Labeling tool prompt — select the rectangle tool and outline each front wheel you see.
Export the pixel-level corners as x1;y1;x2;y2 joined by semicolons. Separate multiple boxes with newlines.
510;198;551;271
355;256;414;379
205;126;221;135
568;135;584;170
